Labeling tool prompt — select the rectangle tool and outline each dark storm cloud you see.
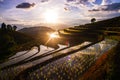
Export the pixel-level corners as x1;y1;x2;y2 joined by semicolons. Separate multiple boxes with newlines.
89;3;120;12
16;2;35;9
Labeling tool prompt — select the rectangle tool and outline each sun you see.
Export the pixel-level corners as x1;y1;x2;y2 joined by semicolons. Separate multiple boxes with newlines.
44;10;58;23
50;33;58;38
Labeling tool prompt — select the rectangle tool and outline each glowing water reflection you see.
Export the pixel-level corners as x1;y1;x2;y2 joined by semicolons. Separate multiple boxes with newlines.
26;39;118;80
0;39;118;80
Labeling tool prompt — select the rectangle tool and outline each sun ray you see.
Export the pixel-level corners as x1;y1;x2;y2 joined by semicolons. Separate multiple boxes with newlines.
44;10;59;23
45;32;60;46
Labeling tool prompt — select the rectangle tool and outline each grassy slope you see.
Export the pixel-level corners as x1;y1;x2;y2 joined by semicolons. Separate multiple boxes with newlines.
58;16;120;80
78;16;120;80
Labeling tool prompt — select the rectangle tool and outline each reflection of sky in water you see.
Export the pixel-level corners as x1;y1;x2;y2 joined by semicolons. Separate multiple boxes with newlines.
80;39;118;55
9;51;28;59
26;44;67;60
27;39;118;80
9;44;67;61
27;45;55;60
0;48;38;68
0;39;118;80
0;44;67;69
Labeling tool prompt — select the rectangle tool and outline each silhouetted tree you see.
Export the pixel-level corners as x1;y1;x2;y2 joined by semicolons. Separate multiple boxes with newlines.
13;25;17;31
7;24;12;30
91;18;96;23
1;23;6;30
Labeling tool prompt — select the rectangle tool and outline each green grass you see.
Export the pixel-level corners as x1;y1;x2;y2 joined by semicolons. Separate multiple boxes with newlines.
106;35;120;41
65;28;83;33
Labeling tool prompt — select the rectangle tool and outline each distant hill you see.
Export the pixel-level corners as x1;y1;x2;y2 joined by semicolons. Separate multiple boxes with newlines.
18;26;59;49
18;26;55;39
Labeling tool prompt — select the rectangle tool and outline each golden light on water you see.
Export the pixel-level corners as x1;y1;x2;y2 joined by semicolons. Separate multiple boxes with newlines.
50;33;59;38
45;32;60;45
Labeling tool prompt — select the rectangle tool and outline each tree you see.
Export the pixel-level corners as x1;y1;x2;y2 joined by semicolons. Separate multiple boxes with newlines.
1;23;6;30
7;24;12;30
13;25;17;31
91;18;96;23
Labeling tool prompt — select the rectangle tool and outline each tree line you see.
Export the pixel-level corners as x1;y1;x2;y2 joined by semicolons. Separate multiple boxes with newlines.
0;23;17;31
0;23;18;61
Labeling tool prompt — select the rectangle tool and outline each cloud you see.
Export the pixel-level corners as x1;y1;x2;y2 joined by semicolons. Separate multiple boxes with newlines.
66;0;74;2
41;0;49;3
65;0;120;20
89;3;120;12
65;0;97;11
0;16;2;20
101;0;112;5
89;11;120;20
16;2;35;9
5;18;19;22
66;0;96;5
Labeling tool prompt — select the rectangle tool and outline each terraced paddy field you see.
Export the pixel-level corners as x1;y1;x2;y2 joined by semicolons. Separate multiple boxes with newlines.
58;28;104;44
0;39;118;80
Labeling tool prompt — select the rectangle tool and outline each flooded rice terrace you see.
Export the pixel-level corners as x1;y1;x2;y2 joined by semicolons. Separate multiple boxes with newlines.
0;39;118;80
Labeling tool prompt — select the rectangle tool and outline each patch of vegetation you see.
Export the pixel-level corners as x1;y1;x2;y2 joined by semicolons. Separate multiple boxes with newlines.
58;16;120;80
0;23;34;62
106;36;120;41
0;23;60;63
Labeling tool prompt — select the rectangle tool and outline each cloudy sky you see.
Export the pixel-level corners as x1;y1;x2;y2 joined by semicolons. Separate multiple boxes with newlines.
0;0;120;28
